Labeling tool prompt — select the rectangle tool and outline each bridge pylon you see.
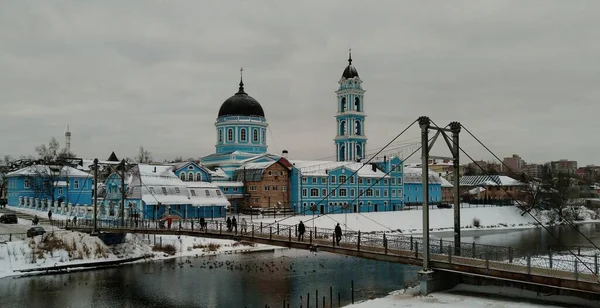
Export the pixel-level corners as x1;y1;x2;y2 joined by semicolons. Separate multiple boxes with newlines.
418;116;462;294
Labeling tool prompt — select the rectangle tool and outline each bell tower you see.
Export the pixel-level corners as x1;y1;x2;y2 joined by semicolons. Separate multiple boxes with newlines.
335;50;366;162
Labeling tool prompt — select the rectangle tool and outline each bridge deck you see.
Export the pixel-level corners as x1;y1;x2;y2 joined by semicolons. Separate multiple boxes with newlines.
58;219;600;296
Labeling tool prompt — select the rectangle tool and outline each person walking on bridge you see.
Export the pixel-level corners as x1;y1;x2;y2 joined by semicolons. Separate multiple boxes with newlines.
199;216;206;231
241;217;247;233
298;221;305;241
232;216;238;234
334;223;343;246
226;217;232;232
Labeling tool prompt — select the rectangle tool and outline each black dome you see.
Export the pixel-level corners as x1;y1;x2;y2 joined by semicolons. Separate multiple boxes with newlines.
342;51;359;79
218;81;265;118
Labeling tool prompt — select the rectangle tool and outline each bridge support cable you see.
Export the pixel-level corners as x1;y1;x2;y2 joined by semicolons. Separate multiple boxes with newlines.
254;119;419;232
460;124;600;255
428;120;599;281
299;141;426;233
260;132;431;236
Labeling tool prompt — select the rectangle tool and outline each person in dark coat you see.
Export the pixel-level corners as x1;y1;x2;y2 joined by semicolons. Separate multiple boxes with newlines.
226;217;232;232
232;216;238;234
48;209;52;221
334;223;342;245
298;221;305;241
199;216;206;231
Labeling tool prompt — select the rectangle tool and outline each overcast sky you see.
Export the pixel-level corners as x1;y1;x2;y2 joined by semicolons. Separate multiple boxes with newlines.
1;1;599;166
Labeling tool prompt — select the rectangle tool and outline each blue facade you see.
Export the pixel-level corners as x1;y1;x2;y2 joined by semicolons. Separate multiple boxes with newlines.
289;161;404;215
215;116;268;155
6;166;93;208
335;54;367;162
173;162;212;183
404;182;443;205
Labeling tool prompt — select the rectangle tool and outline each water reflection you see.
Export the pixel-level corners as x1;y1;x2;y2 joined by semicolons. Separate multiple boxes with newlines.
0;249;419;308
442;223;600;251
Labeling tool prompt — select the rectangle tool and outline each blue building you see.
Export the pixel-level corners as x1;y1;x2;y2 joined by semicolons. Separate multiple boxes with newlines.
335;51;367;162
403;167;443;206
289;160;404;215
173;161;213;183
6;165;93;209
196;55;443;214
102;164;230;220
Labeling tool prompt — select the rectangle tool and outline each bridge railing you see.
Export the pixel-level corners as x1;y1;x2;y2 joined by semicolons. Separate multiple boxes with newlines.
51;218;600;283
0;233;28;242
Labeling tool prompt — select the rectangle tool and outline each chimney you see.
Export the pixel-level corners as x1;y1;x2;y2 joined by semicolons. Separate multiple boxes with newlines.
153;166;156;173
371;163;377;172
282;149;288;159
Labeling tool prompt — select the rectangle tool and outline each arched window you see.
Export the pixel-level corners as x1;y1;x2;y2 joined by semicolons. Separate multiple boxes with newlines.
261;129;265;143
218;129;223;143
240;128;247;142
227;128;233;142
188;172;194;181
355;97;361;112
180;173;186;181
196;173;202;181
356;144;362;159
341;97;346;112
339;144;345;161
355;121;362;135
253;129;258;142
339;120;346;135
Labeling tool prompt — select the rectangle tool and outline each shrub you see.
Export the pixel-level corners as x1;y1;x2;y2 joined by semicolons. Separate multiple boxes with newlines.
152;244;177;255
472;217;480;228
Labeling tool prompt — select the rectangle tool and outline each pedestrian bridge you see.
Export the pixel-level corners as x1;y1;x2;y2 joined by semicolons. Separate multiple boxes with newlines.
58;219;600;301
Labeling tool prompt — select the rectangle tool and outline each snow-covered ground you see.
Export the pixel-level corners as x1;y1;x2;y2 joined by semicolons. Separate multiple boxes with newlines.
0;230;276;279
346;284;596;307
255;205;600;234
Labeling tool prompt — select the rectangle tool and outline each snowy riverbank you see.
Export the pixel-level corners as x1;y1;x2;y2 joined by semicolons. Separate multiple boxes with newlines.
345;284;598;308
255;205;600;235
0;231;278;279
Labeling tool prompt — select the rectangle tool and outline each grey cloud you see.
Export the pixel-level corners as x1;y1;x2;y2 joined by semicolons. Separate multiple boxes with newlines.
1;0;599;165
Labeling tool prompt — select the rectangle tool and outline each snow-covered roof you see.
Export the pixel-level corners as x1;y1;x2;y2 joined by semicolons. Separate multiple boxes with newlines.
468;187;486;195
7;165;92;178
439;177;453;187
211;181;244;187
403;168;442;184
459;175;522;187
238;162;275;170
209;167;229;179
181;182;230;207
291;160;388;178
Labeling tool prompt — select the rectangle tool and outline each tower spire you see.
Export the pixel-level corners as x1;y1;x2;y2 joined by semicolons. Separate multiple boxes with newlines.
348;48;352;65
238;67;245;92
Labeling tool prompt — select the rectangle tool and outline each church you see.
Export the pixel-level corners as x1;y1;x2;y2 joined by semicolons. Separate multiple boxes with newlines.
199;52;442;214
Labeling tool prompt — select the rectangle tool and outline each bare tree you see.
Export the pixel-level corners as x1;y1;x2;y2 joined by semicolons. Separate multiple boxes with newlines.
135;146;153;164
0;155;12;204
520;165;580;224
35;137;75;162
29;138;77;209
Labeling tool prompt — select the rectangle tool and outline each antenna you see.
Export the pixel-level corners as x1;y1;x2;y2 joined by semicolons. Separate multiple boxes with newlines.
65;125;72;153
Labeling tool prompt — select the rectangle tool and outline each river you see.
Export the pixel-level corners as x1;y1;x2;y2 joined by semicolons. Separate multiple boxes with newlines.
1;223;599;308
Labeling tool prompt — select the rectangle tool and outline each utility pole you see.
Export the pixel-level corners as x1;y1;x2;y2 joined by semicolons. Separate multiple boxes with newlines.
120;159;126;227
92;158;98;235
419;116;431;271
